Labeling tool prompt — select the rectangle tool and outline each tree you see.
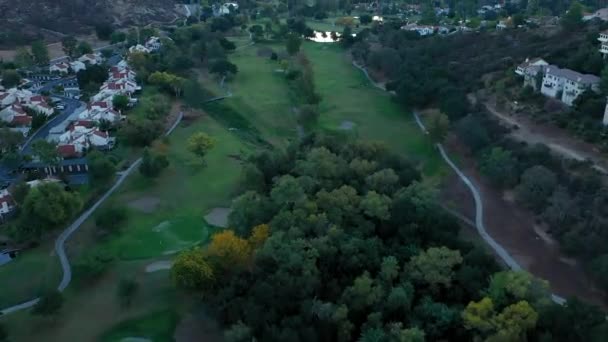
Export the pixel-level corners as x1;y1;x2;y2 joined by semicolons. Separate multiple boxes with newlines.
117;277;139;307
10;181;29;205
77;41;93;55
0;322;7;342
561;1;583;30
126;28;139;46
359;14;372;25
32;291;63;316
14;48;33;68
297;104;320;129
139;148;169;178
427;111;449;143
148;71;186;96
61;36;78;58
172;248;214;291
112;94;130;111
73;248;115;283
456;115;490;152
515;165;557;212
95;23;114;41
479;147;518;188
228;191;274;236
360;191;391;220
207;230;252;270
20;183;81;236
31;40;49;65
31;140;60;165
95;204;128;234
88;151;116;185
600;65;608;94
209;59;238;77
1;70;20;88
110;31;127;44
286;33;302;56
248;224;270;248
187;132;215;162
493;301;538;340
462;297;495;335
408;247;463;289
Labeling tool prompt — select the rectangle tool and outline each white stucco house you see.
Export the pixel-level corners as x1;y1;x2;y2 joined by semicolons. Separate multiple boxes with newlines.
540;66;601;106
78;53;102;65
69;61;87;73
145;36;162;52
129;44;150;54
79;101;121;122
50;62;70;74
58;122;114;152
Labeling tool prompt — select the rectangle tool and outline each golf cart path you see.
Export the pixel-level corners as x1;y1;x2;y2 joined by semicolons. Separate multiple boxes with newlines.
352;61;567;305
0;111;184;316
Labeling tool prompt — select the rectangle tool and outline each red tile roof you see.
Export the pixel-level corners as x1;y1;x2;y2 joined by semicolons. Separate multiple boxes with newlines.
91;101;109;108
93;130;108;138
57;144;78;158
11;115;32;126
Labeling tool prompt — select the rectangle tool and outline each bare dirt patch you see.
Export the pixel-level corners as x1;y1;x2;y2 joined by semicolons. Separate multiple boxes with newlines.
128;197;161;214
174;309;223;342
145;260;173;273
441;135;607;308
204;208;231;228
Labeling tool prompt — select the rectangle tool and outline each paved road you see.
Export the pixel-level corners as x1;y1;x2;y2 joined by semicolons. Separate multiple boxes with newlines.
0;111;184;316
20;97;84;155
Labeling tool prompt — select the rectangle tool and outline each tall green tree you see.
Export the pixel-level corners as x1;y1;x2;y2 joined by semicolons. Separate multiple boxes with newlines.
31;41;49;65
61;36;78;58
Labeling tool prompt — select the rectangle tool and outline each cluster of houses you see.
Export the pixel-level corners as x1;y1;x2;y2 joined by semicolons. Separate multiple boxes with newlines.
515;57;608;125
128;36;162;54
49;53;103;74
400;23;451;36
51;59;142;157
0;88;55;135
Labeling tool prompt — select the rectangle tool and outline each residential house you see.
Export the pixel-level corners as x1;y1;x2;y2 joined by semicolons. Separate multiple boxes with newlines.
496;20;508;30
400;24;435;36
50;62;70;74
79;102;121;122
129;44;150;54
24;95;54;116
598;30;608;58
0;92;16;107
78;53;102;65
515;58;549;76
57;122;115;152
69;60;87;73
0;189;15;218
109;67;136;81
145;36;162;52
540;66;601;106
0;103;28;123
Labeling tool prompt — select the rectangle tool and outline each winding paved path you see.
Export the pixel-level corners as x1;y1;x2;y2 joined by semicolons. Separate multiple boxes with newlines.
0;112;184;316
351;61;567;305
412;112;566;306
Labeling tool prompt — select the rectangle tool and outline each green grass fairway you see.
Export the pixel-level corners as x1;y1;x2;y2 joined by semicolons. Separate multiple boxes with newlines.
97;114;251;260
0;243;61;308
205;43;298;147
302;42;445;177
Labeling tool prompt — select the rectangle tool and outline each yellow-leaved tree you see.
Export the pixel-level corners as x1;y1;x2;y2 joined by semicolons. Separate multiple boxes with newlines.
171;248;214;292
248;224;270;249
207;230;252;269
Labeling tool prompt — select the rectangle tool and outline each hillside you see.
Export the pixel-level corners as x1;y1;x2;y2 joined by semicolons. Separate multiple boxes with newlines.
0;0;179;47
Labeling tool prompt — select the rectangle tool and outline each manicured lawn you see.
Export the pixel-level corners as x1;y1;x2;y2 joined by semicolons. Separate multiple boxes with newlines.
100;310;179;342
204;42;298;147
94;114;252;260
302;42;445;177
0;243;61;308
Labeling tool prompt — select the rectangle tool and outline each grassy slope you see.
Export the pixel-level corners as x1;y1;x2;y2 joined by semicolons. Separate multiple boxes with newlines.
202;43;298;148
302;42;445;177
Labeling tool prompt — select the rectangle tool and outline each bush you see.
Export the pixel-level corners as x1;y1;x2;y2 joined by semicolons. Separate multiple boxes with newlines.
95;205;128;234
32;291;63;316
117;277;139;308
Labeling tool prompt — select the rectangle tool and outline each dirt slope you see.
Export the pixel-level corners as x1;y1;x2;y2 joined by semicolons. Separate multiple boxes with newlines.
0;0;178;46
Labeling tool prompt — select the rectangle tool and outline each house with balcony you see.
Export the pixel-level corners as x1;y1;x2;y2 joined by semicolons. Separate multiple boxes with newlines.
540;66;600;106
599;30;608;57
515;58;549;76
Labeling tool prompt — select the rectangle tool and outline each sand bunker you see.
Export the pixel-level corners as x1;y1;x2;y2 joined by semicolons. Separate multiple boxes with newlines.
152;221;171;232
338;121;355;130
204;208;231;228
145;260;173;273
128;197;160;213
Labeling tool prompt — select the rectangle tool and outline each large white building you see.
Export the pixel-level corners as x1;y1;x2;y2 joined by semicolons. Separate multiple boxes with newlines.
540;66;600;106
